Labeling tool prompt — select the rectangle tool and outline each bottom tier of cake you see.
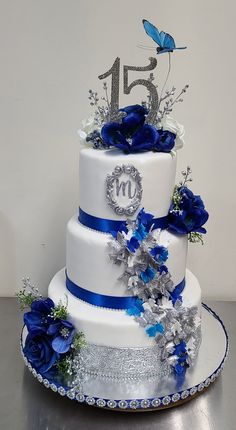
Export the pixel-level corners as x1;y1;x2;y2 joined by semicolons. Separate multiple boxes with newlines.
48;268;201;381
49;268;201;348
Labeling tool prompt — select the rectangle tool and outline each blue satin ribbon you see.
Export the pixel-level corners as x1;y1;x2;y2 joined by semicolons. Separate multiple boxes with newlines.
79;207;169;233
66;272;186;310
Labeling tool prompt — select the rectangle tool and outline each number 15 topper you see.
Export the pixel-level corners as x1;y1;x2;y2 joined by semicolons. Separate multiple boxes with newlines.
98;57;158;124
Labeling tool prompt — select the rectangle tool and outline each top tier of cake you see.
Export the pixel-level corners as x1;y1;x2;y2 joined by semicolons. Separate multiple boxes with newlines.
79;147;177;221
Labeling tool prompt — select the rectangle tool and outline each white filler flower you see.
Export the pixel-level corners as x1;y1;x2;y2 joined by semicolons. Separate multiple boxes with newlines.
77;116;97;142
160;116;185;150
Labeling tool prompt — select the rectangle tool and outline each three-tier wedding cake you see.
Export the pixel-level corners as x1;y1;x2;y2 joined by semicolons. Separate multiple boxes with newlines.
48;147;203;380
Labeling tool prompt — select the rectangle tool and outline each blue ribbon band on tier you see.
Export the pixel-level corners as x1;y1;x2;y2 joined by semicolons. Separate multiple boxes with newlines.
66;272;186;310
78;207;169;233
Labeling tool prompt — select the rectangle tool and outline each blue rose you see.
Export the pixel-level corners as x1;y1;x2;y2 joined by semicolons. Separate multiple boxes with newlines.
154;130;176;152
47;319;75;354
168;186;209;234
101;104;160;153
24;298;55;337
23;333;59;375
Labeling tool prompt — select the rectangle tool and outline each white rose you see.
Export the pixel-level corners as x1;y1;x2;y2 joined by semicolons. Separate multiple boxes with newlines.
77;116;98;142
160;116;185;150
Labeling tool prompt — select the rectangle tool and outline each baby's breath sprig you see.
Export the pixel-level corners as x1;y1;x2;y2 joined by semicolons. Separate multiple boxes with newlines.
188;232;204;245
51;298;68;320
171;167;193;212
179;166;192;187
71;332;86;352
157;84;189;122
88;89;99;106
56;356;73;377
172;185;183;211
16;277;42;310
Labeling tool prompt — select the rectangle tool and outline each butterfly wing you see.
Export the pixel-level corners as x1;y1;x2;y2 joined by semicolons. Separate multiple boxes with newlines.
162;32;176;50
142;19;163;47
162;32;187;51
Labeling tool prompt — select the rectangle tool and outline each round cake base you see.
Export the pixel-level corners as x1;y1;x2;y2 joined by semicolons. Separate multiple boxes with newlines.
20;304;228;412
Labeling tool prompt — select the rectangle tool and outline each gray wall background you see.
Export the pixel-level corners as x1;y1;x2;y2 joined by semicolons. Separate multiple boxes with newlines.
0;0;236;299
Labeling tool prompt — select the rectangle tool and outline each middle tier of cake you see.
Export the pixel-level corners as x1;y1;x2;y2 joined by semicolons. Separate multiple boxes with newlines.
66;215;188;297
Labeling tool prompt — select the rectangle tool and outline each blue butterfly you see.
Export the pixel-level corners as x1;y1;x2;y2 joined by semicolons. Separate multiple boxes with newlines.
126;298;144;317
142;19;186;54
146;322;165;337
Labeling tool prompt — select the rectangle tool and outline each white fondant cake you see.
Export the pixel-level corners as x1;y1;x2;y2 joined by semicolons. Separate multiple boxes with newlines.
47;144;203;379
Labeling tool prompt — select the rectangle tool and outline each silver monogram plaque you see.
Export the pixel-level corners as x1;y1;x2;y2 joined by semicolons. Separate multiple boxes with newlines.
106;164;143;216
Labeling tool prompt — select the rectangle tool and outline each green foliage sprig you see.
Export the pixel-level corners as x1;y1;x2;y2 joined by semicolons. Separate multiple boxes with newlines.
56;356;73;376
50;299;68;320
16;277;42;310
71;332;86;352
188;232;204;245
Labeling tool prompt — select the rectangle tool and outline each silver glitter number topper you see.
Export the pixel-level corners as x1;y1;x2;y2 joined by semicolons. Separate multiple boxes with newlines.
98;57;158;124
106;165;143;216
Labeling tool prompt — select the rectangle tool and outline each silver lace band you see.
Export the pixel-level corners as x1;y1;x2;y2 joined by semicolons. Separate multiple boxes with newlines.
74;329;202;382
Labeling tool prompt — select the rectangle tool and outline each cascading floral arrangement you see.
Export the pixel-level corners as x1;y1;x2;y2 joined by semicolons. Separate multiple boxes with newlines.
108;207;201;376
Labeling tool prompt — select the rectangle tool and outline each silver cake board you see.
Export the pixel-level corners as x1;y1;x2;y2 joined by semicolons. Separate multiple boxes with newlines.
20;304;228;412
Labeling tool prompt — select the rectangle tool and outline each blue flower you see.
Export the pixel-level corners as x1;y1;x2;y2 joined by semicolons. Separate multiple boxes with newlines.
126;236;140;253
47;319;75;354
110;222;128;239
24;298;55;337
150;245;168;263
140;266;156;283
146;322;165;337
137;208;154;229
101;105;177;154
154;130;176;152
101;105;161;153
23;333;59;375
174;363;187;376
170;281;185;305
168;186;209;234
173;340;189;374
174;340;187;356
159;265;168;274
127;298;144;317
133;223;149;241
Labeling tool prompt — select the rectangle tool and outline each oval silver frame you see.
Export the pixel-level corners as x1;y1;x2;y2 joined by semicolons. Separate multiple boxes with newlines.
106;164;143;216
